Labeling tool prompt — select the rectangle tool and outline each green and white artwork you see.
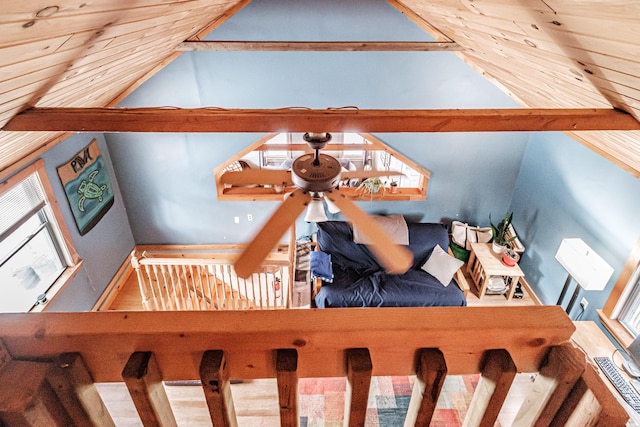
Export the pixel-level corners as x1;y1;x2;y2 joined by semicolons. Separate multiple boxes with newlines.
57;139;114;235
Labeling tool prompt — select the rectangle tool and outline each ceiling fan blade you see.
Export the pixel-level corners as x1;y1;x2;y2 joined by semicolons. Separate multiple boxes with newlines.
324;190;413;274
341;170;404;180
220;169;293;186
234;189;311;279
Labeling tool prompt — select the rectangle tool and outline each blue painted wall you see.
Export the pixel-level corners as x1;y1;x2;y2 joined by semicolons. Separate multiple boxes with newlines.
510;132;640;320
35;0;638;323
40;133;135;311
108;0;524;246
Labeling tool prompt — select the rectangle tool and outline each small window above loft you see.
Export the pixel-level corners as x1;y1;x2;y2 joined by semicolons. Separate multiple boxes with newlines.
214;133;430;201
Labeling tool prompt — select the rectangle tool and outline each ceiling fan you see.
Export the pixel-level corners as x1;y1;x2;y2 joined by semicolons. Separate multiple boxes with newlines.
223;132;413;279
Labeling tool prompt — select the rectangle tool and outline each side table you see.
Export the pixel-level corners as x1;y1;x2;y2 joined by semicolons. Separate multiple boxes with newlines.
467;243;525;300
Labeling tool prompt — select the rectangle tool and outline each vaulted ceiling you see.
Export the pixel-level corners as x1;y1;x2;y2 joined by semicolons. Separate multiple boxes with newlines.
2;0;639;178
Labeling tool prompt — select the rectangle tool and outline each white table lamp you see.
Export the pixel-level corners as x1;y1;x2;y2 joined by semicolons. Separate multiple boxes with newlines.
555;238;614;316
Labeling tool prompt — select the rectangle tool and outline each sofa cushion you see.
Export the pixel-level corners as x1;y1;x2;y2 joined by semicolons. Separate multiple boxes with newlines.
352;214;409;245
406;222;450;269
316;221;381;274
421;244;464;286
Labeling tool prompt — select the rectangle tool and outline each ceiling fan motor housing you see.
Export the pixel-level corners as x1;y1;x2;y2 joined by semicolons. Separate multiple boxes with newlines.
291;153;342;192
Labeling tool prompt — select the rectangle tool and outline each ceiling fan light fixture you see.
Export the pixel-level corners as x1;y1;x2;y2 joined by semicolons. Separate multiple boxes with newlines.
304;195;328;222
303;132;332;150
324;195;341;214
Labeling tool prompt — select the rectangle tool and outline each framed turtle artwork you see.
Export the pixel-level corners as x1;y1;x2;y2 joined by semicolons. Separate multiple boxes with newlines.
57;139;114;235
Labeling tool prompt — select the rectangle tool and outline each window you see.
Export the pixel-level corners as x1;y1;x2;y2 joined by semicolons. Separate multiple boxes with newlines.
600;236;640;345
0;160;79;312
616;266;640;336
214;132;430;201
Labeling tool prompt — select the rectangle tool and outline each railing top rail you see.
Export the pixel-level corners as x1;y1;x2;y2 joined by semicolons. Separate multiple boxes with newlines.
0;307;573;382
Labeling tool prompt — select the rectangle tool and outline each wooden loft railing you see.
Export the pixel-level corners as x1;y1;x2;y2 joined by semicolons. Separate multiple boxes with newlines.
131;246;294;311
0;307;630;426
130;225;298;312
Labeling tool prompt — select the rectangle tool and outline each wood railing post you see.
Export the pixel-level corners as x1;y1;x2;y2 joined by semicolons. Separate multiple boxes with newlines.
513;343;586;426
200;350;238;427
276;349;299;427
0;360;73;426
405;348;448;426
122;351;177;427
344;348;373;427
131;250;152;310
47;352;115;426
462;349;516;427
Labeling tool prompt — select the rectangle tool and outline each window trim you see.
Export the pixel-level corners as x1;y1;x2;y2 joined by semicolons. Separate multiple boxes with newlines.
599;236;640;347
1;159;81;312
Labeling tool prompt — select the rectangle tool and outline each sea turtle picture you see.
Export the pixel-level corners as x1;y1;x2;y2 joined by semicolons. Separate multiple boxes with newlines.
77;169;107;212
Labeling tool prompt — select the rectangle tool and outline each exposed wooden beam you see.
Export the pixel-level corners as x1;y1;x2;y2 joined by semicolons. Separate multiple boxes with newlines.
176;40;463;51
4;108;639;133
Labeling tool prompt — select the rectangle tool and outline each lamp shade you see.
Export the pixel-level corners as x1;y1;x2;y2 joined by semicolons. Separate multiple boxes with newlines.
555;238;614;291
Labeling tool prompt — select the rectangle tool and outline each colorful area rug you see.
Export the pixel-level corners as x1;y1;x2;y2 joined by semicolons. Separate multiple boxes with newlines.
298;375;480;426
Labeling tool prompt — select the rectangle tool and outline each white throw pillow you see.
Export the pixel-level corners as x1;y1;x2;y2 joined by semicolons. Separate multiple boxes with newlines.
421;245;464;286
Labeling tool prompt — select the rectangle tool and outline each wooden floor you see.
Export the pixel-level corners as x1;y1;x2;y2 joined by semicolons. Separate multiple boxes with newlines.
95;374;535;426
94;268;541;425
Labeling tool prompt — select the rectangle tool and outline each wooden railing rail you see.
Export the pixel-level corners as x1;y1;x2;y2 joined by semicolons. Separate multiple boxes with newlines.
0;307;630;426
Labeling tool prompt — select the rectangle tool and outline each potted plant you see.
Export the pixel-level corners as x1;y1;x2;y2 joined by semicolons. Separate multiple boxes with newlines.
490;212;517;253
502;248;520;267
357;177;386;199
389;180;399;193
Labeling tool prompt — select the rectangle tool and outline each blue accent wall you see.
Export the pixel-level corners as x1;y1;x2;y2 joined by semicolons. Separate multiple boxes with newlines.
510;132;640;320
25;0;638;322
107;0;524;246
41;133;135;311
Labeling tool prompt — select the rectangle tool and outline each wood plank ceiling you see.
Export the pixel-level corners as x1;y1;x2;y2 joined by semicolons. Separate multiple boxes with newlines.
1;0;640;178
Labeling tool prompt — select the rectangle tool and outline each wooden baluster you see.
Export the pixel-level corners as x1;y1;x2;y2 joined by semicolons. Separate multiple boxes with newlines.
175;264;187;310
131;251;152;310
159;265;174;310
122;352;177;427
151;265;167;311
186;265;199;309
405;348;448;426
462;349;516;427
344;348;372;427
47;352;115;426
196;265;209;309
513;343;586;426
242;268;250;309
181;265;196;310
221;264;231;310
143;264;159;310
0;360;73;426
211;265;221;309
200;350;237;427
204;265;215;310
167;264;181;310
276;349;298;427
257;273;264;309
